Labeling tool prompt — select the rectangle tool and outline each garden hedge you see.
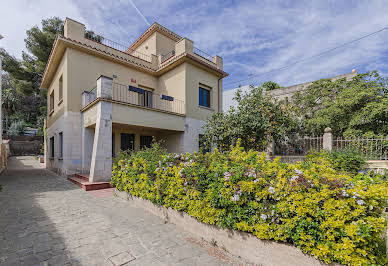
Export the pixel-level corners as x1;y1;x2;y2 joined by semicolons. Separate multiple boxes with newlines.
111;142;387;265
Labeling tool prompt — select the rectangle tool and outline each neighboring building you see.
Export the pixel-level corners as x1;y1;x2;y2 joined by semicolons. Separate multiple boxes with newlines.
41;18;227;180
223;70;357;112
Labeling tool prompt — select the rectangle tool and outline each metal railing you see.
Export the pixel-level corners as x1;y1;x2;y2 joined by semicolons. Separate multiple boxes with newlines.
193;47;213;62
82;87;96;108
333;137;388;160
84;32;152;62
112;82;185;115
161;50;175;62
274;136;323;156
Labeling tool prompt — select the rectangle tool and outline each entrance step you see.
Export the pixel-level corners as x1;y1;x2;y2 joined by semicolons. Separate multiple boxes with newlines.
75;173;89;181
68;175;112;191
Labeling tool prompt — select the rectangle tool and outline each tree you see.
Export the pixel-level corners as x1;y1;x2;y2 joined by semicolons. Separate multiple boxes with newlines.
0;17;64;130
203;85;297;151
292;71;388;138
262;81;280;91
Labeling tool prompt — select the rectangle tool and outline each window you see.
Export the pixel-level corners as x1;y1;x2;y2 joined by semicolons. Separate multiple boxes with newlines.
49;91;54;113
58;132;63;158
138;90;153;108
50;136;55;158
120;133;135;151
199;134;210;153
58;75;63;103
140;136;153;149
199;87;210;108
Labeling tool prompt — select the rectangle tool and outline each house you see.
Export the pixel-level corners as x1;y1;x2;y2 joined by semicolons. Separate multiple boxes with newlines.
41;18;227;181
223;70;357;112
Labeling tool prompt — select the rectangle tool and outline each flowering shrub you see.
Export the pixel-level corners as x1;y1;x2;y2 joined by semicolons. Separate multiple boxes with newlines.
111;141;388;265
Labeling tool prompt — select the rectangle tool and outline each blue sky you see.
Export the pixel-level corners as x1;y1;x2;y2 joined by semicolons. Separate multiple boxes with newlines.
1;0;388;91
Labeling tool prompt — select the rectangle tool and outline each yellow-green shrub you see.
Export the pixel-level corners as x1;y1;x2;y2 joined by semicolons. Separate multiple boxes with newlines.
111;141;388;265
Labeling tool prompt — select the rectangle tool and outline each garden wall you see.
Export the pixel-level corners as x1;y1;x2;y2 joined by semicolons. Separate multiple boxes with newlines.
5;136;44;156
115;190;328;266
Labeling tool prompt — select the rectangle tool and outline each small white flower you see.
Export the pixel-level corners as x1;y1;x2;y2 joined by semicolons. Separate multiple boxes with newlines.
268;186;275;194
224;171;231;181
294;169;303;175
290;175;298;182
253;179;259;184
342;190;348;197
353;192;360;197
356;199;365;206
231;194;240;201
260;214;267;220
352;195;357;199
271;210;275;216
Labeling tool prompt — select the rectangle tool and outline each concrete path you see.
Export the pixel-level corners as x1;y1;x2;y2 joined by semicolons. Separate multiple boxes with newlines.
0;156;245;266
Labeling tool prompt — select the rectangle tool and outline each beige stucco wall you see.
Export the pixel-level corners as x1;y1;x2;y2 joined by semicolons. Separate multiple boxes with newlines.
46;50;68;128
185;63;219;120
155;32;176;56
66;48;158;112
157;63;186;102
133;32;157;56
134;31;176;57
112;102;185;131
83;104;98;128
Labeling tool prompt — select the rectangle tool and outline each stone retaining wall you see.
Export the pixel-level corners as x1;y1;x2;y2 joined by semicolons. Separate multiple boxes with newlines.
115;189;328;266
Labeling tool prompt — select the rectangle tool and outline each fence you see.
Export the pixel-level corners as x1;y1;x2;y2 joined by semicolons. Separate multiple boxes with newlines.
274;136;323;156
273;128;388;161
333;137;388;160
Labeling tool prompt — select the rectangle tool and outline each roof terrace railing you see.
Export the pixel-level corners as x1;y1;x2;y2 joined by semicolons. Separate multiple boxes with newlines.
193;47;213;62
84;32;152;63
161;50;176;62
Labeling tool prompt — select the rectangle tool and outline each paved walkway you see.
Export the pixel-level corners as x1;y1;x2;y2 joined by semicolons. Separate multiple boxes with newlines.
0;157;245;266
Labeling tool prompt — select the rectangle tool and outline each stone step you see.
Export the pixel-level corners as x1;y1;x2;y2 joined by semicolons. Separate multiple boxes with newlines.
75;173;89;181
68;176;112;191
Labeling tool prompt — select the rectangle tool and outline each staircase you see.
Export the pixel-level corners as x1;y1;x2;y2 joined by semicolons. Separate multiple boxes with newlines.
67;173;112;191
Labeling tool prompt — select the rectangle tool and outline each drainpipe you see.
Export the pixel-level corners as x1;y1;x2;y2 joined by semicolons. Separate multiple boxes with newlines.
218;77;222;113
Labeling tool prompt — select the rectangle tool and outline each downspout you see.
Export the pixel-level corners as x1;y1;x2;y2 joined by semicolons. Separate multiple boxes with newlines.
218;77;222;113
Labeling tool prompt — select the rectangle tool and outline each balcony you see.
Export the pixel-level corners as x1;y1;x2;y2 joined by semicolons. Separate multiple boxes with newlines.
82;80;185;116
84;32;152;63
111;82;185;115
82;76;185;132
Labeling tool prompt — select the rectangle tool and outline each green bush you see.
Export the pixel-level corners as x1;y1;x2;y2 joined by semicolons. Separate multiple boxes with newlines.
8;120;27;136
306;150;366;175
111;141;388;265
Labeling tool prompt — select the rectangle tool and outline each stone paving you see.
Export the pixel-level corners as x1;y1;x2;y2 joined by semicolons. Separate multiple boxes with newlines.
0;157;246;266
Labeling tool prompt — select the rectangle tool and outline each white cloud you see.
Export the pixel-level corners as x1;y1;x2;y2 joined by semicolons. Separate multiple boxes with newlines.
0;0;86;57
2;0;388;91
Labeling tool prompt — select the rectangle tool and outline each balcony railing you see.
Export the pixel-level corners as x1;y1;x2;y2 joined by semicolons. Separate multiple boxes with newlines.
112;82;185;115
193;47;213;62
84;32;152;62
82;87;96;108
161;50;176;62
